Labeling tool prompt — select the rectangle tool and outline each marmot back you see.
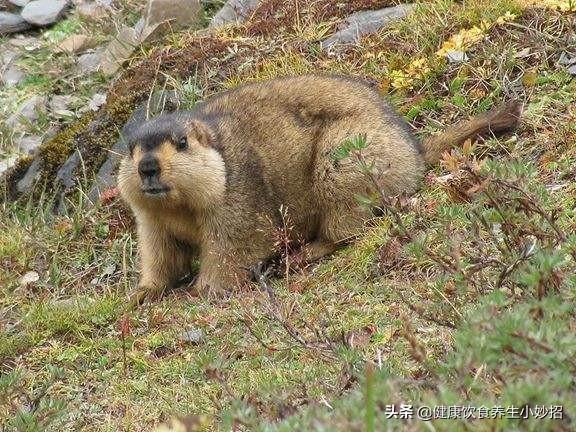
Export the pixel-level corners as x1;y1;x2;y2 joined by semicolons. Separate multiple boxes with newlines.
117;74;521;304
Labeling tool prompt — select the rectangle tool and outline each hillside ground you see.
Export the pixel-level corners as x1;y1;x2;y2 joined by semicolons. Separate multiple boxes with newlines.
1;0;575;431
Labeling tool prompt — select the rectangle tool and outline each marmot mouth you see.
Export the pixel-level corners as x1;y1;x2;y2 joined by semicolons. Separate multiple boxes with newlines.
142;186;171;197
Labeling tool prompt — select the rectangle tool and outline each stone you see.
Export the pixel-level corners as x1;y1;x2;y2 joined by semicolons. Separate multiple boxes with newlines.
210;0;259;27
87;90;181;203
0;11;33;34
558;52;576;66
99;25;138;75
1;64;24;86
56;34;94;54
568;64;576;76
49;94;76;113
76;1;108;20
19;270;39;286
16;157;41;193
77;50;102;74
145;0;201;30
16;134;42;154
55;149;80;191
21;0;69;26
321;4;415;50
9;35;42;50
87;93;106;111
6;95;47;128
9;0;31;6
1;49;19;66
446;50;469;63
133;17;163;43
179;328;204;345
0;155;19;176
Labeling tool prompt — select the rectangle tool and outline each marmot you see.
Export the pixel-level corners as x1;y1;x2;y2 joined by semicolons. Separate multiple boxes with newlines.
117;74;521;304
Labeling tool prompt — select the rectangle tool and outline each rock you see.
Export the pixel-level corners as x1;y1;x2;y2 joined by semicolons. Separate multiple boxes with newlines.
17;135;42;154
55;149;80;192
321;4;415;50
179;327;204;345
16;157;41;194
145;0;201;30
87;93;106;111
9;35;42;50
56;34;94;54
19;270;40;286
559;52;576;75
49;94;78;116
6;95;47;128
558;52;576;66
0;155;19;176
2;64;24;86
1;49;19;66
49;94;73;111
87;90;181;203
210;0;260;27
76;1;108;20
446;50;469;63
9;0;31;6
76;50;102;74
0;11;33;34
99;25;138;75
21;0;69;26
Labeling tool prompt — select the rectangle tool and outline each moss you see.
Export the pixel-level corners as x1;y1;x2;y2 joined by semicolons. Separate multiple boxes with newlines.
39;114;94;171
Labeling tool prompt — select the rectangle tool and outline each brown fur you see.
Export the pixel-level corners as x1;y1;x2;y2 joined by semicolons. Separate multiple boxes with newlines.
117;74;521;304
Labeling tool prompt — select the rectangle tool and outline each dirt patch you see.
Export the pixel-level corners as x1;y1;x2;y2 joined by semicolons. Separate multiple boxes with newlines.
246;0;399;37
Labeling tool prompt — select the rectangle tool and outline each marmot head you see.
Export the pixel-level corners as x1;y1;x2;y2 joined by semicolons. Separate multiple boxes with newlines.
117;112;226;211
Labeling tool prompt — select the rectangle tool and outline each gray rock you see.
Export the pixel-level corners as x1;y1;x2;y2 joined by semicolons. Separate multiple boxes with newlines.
9;0;32;6
0;12;33;34
87;90;181;203
568;64;576;76
16;135;42;154
21;0;69;26
145;0;201;30
558;52;576;66
9;35;42;50
99;25;138;75
56;34;94;54
76;1;108;20
55;149;80;191
77;50;102;74
16;157;41;194
2;64;24;86
446;50;468;63
179;327;204;345
1;49;19;67
321;4;415;50
0;155;19;177
6;95;47;128
210;0;259;27
87;93;106;111
49;94;76;113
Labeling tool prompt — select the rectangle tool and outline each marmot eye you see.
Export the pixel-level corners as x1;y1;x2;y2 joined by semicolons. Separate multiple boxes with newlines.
176;136;188;151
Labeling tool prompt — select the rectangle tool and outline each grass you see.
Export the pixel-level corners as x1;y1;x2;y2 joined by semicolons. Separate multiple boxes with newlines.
1;0;576;431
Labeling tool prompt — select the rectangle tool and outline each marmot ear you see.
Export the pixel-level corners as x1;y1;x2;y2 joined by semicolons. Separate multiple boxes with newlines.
187;120;214;148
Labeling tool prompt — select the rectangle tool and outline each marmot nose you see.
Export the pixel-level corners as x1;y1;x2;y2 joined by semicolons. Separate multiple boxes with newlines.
138;157;161;178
